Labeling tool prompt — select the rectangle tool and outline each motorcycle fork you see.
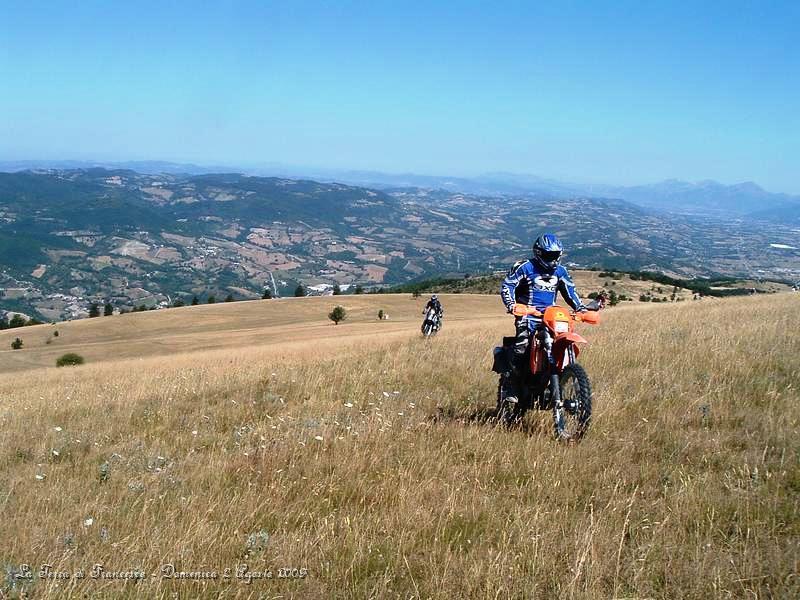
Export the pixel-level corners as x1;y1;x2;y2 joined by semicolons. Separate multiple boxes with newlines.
541;330;566;434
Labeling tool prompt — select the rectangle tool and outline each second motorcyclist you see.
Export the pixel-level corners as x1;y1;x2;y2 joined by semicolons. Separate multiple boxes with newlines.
423;294;444;331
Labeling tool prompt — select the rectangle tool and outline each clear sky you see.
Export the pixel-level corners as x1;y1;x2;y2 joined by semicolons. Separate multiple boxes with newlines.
1;1;798;192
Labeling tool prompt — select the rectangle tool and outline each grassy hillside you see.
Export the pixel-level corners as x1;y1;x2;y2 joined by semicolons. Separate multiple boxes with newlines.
0;294;502;373
0;294;798;598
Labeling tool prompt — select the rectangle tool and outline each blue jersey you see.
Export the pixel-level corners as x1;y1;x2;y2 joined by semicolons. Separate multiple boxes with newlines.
500;260;584;314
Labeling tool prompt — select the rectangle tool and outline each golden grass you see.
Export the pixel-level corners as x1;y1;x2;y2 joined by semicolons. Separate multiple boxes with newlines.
0;294;798;598
0;294;502;374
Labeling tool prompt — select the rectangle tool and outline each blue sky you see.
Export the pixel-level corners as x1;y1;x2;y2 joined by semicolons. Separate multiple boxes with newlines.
1;1;798;192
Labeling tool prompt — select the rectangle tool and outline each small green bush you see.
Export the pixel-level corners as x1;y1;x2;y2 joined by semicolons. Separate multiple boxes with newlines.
328;305;347;325
56;353;85;367
11;338;23;350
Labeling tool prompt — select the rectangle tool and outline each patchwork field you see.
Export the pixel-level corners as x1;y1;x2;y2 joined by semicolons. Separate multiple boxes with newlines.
0;293;798;598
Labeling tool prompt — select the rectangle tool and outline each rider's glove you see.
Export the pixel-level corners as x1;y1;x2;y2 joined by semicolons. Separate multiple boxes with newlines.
511;303;527;317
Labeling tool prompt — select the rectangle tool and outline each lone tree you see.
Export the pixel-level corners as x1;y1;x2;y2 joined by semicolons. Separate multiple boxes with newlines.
294;284;306;297
377;309;385;320
207;295;216;304
191;296;199;306
262;288;273;300
88;303;100;318
354;285;364;295
0;316;8;330
104;302;113;316
11;338;23;350
173;298;185;308
333;284;342;295
224;294;234;302
328;305;347;325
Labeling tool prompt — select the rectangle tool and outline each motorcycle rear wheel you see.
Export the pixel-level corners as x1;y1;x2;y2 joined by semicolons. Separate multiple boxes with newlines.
556;364;592;439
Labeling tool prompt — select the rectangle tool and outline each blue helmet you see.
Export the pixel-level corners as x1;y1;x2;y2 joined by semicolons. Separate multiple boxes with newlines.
532;233;563;273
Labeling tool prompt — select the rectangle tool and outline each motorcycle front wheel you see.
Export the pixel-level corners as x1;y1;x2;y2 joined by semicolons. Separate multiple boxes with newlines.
556;364;593;440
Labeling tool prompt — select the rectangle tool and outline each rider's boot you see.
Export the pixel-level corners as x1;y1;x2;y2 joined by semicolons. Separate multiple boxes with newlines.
501;376;519;405
502;354;526;405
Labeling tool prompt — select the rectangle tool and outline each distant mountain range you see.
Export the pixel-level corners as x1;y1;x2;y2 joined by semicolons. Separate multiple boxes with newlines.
0;168;798;321
3;160;798;220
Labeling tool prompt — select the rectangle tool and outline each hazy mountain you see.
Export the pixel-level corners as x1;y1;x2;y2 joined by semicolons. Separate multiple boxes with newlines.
3;160;797;219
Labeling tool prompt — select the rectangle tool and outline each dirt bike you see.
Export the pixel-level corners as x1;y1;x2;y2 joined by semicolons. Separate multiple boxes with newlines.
421;307;442;337
491;303;601;440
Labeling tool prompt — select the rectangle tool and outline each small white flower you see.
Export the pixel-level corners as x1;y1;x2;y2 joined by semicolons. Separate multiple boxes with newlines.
382;392;390;397
52;450;60;457
191;430;198;436
54;426;63;432
84;518;94;527
344;402;353;408
314;435;324;441
35;474;45;481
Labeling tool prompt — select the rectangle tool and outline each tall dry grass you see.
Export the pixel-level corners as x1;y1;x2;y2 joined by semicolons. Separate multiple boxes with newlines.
0;295;798;598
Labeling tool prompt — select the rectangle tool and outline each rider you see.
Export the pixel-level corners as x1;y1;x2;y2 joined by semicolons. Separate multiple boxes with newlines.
423;294;444;329
500;233;593;401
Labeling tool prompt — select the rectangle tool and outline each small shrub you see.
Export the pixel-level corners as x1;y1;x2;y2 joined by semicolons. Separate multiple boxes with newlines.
328;306;347;325
11;338;23;350
53;330;59;337
377;309;385;320
56;353;85;367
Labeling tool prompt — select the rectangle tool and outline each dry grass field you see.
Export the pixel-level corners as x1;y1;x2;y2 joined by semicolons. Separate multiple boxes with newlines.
0;293;798;598
0;294;503;374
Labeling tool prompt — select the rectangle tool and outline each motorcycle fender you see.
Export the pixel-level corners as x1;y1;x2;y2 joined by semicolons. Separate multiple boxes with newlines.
552;332;588;370
492;346;511;374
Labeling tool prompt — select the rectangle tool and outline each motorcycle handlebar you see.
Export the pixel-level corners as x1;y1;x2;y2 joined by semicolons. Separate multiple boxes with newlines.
511;303;602;320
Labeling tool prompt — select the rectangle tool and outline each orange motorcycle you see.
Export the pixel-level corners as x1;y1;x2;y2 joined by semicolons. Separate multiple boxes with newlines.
492;304;601;439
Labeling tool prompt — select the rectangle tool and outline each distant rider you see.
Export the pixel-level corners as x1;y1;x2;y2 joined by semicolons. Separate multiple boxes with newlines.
500;233;597;402
423;294;444;330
